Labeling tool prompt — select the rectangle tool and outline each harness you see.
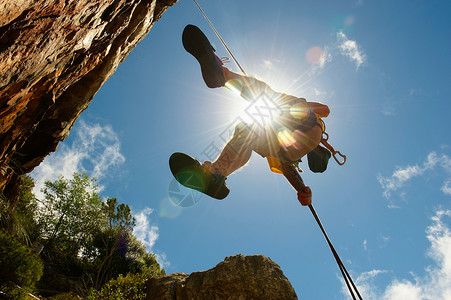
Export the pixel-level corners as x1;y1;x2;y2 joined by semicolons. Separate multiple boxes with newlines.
267;112;346;174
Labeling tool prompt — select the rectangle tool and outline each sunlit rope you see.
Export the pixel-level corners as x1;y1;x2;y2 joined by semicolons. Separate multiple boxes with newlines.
192;0;247;76
281;164;363;300
308;204;363;300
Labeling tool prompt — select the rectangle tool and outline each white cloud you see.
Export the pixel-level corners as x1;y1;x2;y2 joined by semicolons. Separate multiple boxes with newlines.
133;207;170;268
377;152;451;199
337;31;366;69
363;239;368;251
379;235;390;248
319;47;332;69
442;179;451;195
155;251;170;269
30;120;125;198
346;210;451;300
348;270;387;299
377;165;423;199
263;60;275;70
387;204;401;209
134;207;159;249
314;88;327;97
382;101;397;116
261;58;284;71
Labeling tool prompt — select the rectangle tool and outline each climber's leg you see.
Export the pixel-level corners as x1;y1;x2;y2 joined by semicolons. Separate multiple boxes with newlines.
182;24;277;99
222;68;277;102
203;123;258;177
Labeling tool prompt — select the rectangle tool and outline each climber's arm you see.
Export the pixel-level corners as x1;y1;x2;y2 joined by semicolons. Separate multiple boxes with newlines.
307;102;330;118
275;93;329;118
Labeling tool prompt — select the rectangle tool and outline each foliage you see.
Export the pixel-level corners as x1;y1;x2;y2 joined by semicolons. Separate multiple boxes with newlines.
90;232;165;287
0;176;38;244
49;292;81;299
0;172;164;298
32;172;163;296
87;197;138;288
88;271;152;300
0;230;43;296
37;173;105;253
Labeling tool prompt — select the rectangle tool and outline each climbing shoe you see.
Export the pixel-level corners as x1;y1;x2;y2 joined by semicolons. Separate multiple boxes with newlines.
169;152;230;200
182;24;226;88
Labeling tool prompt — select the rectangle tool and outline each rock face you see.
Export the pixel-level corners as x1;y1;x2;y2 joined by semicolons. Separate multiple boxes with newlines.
0;0;178;199
146;255;298;300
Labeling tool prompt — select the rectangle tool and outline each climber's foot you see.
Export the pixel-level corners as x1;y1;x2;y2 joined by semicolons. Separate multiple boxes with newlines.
169;152;230;200
182;24;226;88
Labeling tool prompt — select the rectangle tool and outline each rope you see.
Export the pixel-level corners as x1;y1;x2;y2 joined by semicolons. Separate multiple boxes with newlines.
308;204;363;300
281;164;362;299
192;0;247;75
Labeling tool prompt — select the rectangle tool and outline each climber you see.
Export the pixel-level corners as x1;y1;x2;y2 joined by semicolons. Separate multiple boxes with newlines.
169;25;330;200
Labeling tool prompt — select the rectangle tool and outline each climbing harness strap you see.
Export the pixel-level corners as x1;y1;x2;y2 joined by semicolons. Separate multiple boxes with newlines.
293;108;321;132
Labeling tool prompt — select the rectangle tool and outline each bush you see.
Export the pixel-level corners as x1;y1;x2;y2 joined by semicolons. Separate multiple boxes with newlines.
88;272;149;300
49;292;81;299
0;230;43;295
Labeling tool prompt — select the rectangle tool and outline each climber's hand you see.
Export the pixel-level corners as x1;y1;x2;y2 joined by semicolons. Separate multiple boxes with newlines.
298;186;312;206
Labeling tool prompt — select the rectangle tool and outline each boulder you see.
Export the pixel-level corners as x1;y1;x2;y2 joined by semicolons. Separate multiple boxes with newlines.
146;254;298;300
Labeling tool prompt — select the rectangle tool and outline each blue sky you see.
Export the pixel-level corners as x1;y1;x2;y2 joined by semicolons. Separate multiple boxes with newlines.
31;0;451;298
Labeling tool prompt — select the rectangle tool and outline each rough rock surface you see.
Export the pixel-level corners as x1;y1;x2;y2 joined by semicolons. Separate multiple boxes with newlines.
146;254;298;300
0;0;178;200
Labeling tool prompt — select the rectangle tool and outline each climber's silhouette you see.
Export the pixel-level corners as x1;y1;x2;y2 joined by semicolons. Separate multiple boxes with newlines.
170;25;330;200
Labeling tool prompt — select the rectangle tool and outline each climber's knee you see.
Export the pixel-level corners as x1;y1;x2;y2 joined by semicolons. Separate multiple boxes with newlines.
227;122;258;153
232;122;256;141
240;78;273;101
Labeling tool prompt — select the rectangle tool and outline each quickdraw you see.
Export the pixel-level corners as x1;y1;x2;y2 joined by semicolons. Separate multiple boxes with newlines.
318;118;346;166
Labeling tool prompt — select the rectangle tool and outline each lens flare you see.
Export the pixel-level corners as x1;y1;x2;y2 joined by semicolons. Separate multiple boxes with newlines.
344;16;356;27
159;197;182;218
244;93;282;128
225;78;244;96
305;46;324;65
290;103;310;120
277;128;297;148
167;177;202;208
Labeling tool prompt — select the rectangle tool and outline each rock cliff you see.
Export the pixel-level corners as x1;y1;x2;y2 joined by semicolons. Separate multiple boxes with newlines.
0;0;178;200
146;254;298;300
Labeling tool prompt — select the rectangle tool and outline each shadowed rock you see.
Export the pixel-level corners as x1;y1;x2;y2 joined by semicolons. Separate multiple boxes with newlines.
0;0;178;200
146;254;298;300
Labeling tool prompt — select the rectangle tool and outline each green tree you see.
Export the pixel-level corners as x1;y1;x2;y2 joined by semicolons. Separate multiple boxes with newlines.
37;173;105;252
35;173;106;296
91;197;136;288
34;173;164;296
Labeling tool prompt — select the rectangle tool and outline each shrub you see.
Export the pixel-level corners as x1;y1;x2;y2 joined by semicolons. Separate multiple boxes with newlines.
88;272;149;300
0;230;44;295
49;292;81;299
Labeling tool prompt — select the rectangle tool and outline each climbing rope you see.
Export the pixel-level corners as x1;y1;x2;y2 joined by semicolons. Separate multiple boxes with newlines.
308;205;362;300
281;164;362;300
192;0;247;75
